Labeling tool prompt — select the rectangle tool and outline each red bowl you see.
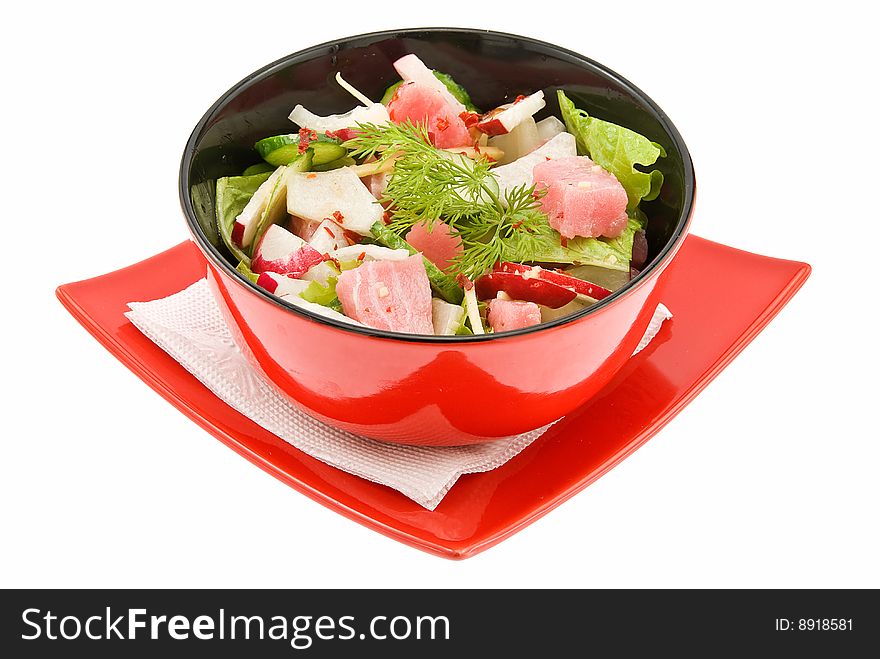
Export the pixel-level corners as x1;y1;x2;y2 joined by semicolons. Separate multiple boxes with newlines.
179;29;695;445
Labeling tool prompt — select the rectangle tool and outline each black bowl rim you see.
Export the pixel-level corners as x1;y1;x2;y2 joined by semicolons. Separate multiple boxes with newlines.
179;27;695;343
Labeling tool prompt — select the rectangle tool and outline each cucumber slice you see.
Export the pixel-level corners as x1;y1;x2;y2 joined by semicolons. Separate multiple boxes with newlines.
433;71;480;113
242;162;275;176
370;221;463;304
311;156;356;172
310;141;347;166
254;135;299;165
380;70;480;112
255;134;347;166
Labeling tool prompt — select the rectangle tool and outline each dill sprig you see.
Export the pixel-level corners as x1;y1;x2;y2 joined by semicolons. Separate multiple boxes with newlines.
344;121;553;278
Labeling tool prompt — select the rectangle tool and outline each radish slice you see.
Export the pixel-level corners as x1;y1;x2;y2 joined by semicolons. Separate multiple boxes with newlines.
286;167;383;236
463;283;484;335
256;272;312;296
288;103;389;133
475;91;546;136
329;245;410;262
490;132;577;198
535;116;565;143
252;225;324;277
279;294;366;327
488;117;541;165
232;166;286;249
307;219;350;254
432;298;465;335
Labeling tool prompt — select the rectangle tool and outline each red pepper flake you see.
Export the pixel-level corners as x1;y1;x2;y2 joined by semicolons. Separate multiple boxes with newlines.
324;128;358;141
436;117;449;132
455;274;475;291
560;237;568;248
298;128;318;154
332;210;345;223
514;94;527;103
511;221;524;230
382;211;392;225
357;251;366;261
545;156;551;161
385;306;392;313
323;226;336;238
459;111;480;128
307;173;317;179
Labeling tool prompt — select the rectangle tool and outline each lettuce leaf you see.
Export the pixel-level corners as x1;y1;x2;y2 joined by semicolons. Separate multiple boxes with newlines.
557;90;664;209
528;234;629;271
300;278;342;312
190;180;220;247
248;167;288;258
215;171;272;266
235;260;259;284
601;216;645;264
455;318;474;335
521;217;643;271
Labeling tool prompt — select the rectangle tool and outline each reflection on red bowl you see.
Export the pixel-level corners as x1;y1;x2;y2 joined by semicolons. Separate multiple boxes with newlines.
180;29;695;445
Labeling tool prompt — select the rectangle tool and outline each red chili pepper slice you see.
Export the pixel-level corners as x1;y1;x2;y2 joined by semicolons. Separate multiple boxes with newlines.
495;263;612;300
455;273;475;291
459;111;480;128
474;272;577;308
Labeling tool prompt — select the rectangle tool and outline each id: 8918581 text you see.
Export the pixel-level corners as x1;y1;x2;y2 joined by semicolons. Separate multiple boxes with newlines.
775;618;853;631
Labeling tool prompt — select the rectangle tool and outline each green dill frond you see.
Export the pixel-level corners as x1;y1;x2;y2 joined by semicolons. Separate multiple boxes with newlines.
345;121;552;278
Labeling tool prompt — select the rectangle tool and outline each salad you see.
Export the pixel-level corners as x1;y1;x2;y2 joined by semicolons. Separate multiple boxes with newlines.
214;53;664;335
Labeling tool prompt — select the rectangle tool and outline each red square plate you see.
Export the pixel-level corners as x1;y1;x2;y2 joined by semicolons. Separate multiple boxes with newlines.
56;235;809;559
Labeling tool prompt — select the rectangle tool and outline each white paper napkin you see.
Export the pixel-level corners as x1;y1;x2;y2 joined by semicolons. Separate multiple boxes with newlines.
125;279;670;510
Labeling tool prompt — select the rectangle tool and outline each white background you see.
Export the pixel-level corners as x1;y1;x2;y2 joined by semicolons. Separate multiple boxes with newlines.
2;2;877;588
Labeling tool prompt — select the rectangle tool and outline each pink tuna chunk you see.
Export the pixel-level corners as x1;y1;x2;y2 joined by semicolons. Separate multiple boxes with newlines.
487;298;542;332
387;82;472;149
532;156;629;239
335;254;434;334
404;221;463;273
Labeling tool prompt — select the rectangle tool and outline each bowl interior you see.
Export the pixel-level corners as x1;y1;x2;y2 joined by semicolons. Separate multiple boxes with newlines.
183;29;693;329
